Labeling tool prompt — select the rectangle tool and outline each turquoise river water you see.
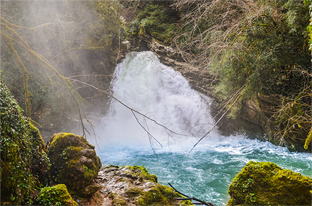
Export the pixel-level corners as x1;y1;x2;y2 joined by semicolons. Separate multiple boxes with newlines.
92;51;312;205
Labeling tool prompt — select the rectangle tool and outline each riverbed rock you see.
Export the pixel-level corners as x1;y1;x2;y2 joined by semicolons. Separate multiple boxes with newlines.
87;165;193;206
48;132;101;193
227;161;312;205
36;184;78;206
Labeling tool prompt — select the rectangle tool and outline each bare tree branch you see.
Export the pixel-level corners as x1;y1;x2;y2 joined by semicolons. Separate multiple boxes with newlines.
190;84;246;152
67;77;188;142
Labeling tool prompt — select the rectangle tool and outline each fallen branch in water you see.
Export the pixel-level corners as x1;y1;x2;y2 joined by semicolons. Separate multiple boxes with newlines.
168;183;217;206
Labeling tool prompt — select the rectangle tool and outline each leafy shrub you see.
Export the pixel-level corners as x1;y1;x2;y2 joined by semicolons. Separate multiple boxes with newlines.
130;3;179;43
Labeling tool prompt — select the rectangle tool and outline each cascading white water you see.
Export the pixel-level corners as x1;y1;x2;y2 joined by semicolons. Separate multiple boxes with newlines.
96;51;216;150
93;51;312;205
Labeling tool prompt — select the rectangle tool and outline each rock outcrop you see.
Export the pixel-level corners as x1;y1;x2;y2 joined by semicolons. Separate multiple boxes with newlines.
227;161;312;205
86;165;193;206
48;133;102;196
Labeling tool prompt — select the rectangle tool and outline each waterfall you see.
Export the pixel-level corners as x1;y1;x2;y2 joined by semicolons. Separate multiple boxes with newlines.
96;51;216;150
92;51;312;206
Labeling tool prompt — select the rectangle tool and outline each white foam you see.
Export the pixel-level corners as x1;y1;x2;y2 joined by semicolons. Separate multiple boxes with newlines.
94;51;216;151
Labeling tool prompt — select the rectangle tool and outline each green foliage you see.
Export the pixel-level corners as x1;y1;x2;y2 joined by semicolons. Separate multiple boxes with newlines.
218;0;310;97
36;184;78;206
305;0;312;52
0;78;50;205
130;3;178;43
95;0;126;47
173;0;311;148
271;85;311;150
228;161;312;205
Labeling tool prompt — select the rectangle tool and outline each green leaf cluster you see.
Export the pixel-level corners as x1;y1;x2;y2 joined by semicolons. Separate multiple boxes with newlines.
130;3;178;43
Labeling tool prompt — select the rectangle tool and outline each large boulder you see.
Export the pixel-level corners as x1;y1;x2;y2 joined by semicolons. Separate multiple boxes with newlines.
227;161;312;205
48;133;101;192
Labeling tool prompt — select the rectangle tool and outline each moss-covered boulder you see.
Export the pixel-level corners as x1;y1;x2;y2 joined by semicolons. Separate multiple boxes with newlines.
94;165;193;206
0;80;50;205
36;184;78;206
227;161;312;205
48;132;101;192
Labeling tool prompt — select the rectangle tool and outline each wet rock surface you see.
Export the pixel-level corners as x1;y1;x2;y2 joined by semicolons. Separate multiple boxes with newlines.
88;165;193;206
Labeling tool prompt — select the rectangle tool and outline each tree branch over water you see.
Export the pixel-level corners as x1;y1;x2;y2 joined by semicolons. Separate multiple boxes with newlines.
67;77;187;144
190;84;246;152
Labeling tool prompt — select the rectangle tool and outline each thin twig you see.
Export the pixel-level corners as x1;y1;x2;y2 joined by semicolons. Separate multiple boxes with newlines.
190;85;245;152
168;183;217;206
131;110;163;149
67;77;186;137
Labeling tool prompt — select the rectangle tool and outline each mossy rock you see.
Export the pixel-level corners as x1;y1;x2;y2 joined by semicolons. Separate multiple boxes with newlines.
122;165;158;183
0;80;50;205
99;165;193;206
135;185;177;205
227;161;312;205
48;133;101;191
36;184;78;206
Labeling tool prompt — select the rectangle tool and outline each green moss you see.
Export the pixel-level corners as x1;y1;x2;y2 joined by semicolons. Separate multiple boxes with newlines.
135;185;176;205
125;187;143;198
110;193;127;206
104;164;119;169
180;200;194;205
83;164;94;179
103;164;193;206
228;161;312;205
48;133;101;191
123;165;158;183
36;184;78;206
0;79;50;205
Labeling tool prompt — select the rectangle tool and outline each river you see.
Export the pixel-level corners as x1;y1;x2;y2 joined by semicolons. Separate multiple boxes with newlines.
92;51;312;205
